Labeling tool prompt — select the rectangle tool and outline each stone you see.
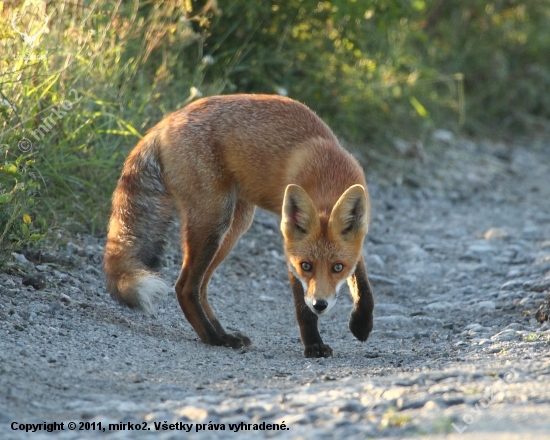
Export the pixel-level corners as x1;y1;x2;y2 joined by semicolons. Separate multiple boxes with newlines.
433;129;454;143
396;396;428;410
501;279;526;290
491;329;518;341
475;301;496;310
53;270;70;282
333;402;364;413
464;323;484;331
35;265;50;272
484;228;511;240
11;252;31;265
2;278;16;288
382;387;409;400
423;400;443;410
424;301;456;311
22;273;47;290
175;406;208;421
528;277;550;293
442;396;464;406
66;242;83;254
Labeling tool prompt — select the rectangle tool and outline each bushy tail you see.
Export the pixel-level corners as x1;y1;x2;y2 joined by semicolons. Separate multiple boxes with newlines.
104;133;173;313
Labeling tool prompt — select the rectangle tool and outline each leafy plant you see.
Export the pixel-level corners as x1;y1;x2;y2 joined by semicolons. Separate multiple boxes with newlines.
0;0;548;254
0;147;45;252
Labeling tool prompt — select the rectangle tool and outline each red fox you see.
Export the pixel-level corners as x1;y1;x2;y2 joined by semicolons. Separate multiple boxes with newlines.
104;94;374;358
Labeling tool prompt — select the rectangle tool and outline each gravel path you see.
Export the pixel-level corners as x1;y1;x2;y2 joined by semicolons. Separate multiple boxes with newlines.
1;136;550;439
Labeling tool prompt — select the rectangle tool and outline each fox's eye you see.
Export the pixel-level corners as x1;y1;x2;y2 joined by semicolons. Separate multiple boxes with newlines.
301;262;312;272
332;263;344;273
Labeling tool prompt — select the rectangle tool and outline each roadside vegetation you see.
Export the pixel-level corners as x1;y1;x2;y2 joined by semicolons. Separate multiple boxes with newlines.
1;0;549;252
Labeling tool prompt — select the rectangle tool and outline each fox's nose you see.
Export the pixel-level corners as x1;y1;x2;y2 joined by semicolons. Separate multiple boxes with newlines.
312;299;328;312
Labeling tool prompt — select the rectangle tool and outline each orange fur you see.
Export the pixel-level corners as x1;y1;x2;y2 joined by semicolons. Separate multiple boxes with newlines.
104;94;375;357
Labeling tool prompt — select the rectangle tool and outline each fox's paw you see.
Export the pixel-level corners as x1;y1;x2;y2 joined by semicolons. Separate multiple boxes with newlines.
349;309;373;342
304;343;333;358
222;332;252;349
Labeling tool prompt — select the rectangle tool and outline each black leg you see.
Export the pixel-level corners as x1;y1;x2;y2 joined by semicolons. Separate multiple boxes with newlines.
289;271;333;358
347;255;374;341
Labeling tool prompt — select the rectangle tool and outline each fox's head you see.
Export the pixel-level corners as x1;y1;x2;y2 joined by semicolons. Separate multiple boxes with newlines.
281;184;369;315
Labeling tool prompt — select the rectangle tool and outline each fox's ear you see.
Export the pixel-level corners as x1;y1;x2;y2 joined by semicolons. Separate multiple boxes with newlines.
329;185;369;239
281;184;320;238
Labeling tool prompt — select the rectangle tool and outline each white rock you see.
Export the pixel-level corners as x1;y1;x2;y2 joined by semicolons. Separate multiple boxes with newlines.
476;301;496;310
484;228;511;240
382;387;409;400
424;301;455;311
11;253;31;265
433;129;454;142
491;329;518;341
464;323;484;330
467;242;495;255
175;406;208;421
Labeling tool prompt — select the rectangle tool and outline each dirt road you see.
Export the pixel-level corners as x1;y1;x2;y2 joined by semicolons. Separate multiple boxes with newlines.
1;135;549;438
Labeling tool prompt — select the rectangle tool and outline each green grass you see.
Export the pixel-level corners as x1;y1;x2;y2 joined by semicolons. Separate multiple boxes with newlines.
1;0;549;253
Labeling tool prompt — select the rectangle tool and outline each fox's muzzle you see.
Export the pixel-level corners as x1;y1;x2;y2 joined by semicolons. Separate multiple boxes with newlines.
304;293;337;315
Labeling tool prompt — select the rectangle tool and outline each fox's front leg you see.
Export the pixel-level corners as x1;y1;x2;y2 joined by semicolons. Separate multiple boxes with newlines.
289;271;333;358
347;255;374;341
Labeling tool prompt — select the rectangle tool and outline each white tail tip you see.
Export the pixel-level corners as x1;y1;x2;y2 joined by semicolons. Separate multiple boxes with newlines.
134;275;171;315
